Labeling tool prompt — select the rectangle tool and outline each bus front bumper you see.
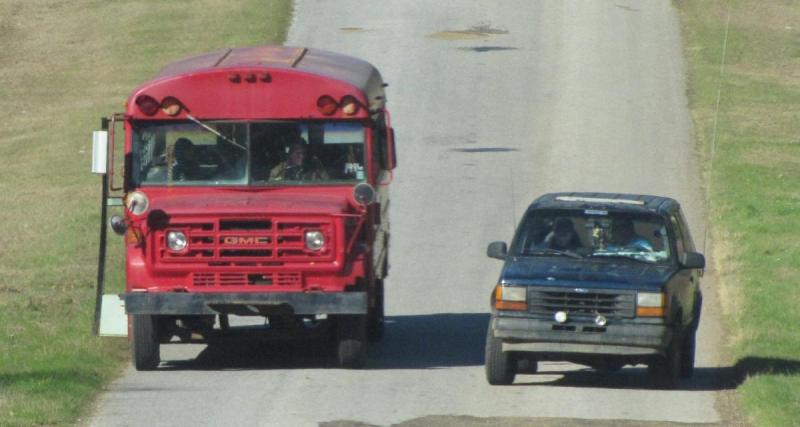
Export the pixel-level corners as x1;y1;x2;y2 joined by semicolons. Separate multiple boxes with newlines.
122;291;367;316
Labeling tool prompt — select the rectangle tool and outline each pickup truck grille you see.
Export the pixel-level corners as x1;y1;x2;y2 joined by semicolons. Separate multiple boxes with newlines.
154;217;335;264
528;287;636;319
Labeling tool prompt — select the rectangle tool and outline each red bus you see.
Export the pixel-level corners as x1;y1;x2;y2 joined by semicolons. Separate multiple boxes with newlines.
91;46;396;369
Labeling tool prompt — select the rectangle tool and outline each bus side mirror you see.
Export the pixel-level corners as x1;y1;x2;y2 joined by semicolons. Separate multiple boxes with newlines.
385;128;397;170
92;131;108;174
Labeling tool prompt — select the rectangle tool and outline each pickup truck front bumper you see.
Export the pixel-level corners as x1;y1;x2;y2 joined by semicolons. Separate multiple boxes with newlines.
123;291;367;316
492;315;673;357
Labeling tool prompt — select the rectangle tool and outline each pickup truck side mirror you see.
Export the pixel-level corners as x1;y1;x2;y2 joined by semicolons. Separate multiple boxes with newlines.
679;251;705;269
487;241;508;260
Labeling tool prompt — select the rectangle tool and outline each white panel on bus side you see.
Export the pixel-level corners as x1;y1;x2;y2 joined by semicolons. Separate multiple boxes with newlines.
99;294;128;337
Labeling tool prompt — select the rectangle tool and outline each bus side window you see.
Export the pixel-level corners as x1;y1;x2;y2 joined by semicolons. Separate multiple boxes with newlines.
372;113;388;173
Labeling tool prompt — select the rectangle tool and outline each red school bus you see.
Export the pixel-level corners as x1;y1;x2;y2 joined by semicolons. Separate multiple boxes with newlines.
91;46;396;369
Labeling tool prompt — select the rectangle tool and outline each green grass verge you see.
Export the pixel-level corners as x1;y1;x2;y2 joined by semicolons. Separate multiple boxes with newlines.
0;1;290;425
677;1;800;425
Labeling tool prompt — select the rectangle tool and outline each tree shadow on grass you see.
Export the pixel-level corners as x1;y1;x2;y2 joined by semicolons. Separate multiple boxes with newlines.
158;313;489;371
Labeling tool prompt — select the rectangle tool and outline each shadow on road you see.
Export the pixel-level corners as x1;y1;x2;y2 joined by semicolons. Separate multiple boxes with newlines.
157;315;799;393
514;356;800;391
159;313;489;371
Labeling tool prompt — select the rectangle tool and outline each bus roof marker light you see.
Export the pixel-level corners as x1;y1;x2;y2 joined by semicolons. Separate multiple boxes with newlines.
160;97;182;116
135;95;160;116
316;95;338;115
228;73;241;83
340;95;361;115
260;73;272;82
244;73;257;83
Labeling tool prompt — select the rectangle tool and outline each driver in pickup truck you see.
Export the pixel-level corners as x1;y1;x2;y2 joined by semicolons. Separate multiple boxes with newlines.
544;217;583;251
610;218;653;251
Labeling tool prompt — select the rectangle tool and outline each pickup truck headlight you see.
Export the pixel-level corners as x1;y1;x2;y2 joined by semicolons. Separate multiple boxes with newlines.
494;285;527;311
637;292;666;317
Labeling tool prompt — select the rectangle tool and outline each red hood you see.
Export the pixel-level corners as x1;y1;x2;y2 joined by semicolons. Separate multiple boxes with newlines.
139;187;358;217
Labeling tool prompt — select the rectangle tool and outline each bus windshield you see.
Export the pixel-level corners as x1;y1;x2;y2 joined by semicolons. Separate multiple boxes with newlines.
131;120;366;186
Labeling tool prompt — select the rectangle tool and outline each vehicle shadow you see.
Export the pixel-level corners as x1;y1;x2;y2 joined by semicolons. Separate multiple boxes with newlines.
160;313;489;371
513;357;800;391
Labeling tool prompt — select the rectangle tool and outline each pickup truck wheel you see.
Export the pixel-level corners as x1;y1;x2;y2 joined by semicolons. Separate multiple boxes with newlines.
649;335;681;389
367;279;385;342
132;315;160;371
485;326;515;385
680;327;697;378
335;316;367;368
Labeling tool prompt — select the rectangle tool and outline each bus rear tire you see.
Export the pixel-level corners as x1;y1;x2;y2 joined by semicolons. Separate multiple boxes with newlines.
367;279;385;342
132;315;160;371
335;315;367;368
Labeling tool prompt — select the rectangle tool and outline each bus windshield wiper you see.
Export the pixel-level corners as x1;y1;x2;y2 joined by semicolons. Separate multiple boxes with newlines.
185;113;247;151
523;248;583;259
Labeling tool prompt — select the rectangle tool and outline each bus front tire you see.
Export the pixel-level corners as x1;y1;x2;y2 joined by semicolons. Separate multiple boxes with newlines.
132;315;160;371
335;315;367;368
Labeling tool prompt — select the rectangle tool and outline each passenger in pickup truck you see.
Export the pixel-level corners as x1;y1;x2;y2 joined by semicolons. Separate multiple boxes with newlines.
544;217;583;251
609;218;654;252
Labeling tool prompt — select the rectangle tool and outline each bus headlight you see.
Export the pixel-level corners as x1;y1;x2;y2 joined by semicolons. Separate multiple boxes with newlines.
305;230;325;251
166;230;188;251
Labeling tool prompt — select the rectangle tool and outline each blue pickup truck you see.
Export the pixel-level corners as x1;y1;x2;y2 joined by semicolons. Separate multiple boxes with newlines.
485;193;705;388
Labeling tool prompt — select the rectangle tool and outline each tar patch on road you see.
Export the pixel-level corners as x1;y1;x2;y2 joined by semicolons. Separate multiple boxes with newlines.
457;46;518;53
451;147;518;153
429;25;509;40
321;416;719;427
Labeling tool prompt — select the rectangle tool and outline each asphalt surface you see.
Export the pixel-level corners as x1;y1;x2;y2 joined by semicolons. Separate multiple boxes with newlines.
88;1;729;426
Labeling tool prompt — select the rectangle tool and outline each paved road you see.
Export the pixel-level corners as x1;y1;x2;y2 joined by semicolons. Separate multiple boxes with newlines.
89;1;728;426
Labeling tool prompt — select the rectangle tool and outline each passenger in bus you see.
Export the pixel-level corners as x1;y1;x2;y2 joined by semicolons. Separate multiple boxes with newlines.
172;137;201;181
269;139;328;181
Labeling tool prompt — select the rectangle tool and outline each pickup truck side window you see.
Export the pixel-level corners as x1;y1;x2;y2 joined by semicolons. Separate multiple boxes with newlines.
670;215;686;257
677;210;697;252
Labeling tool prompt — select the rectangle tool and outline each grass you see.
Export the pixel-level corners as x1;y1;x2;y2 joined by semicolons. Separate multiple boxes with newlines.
0;1;290;425
677;0;800;425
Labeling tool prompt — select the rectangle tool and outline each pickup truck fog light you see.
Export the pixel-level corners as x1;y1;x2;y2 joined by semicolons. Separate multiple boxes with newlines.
305;230;325;251
166;231;188;251
594;315;607;326
554;311;568;323
494;285;527;311
636;292;666;317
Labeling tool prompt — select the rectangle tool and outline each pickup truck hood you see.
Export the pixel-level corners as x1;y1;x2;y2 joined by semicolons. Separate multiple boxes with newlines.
144;188;354;216
500;257;675;291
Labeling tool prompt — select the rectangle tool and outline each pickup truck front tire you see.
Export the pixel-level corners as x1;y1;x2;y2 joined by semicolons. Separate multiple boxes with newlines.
485;326;516;385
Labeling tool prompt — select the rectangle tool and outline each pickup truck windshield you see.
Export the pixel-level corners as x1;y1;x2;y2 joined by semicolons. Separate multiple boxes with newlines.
511;209;672;263
131;120;366;186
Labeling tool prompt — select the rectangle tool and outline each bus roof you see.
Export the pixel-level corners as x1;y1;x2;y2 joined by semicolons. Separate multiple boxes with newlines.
152;46;386;104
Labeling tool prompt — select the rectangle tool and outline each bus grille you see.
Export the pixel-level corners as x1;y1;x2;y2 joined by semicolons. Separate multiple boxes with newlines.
192;272;302;287
528;287;636;319
154;218;335;264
